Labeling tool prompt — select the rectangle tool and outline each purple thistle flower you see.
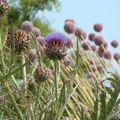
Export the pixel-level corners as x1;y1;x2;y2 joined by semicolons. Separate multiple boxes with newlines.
111;40;119;48
75;27;87;40
82;42;89;50
45;32;68;44
7;29;31;54
88;33;96;41
44;32;68;60
64;22;75;34
63;57;72;67
21;21;33;32
36;36;45;46
93;23;103;32
97;64;103;72
34;65;51;83
94;35;104;46
32;27;41;38
28;49;37;64
90;45;97;51
113;53;120;62
103;50;112;59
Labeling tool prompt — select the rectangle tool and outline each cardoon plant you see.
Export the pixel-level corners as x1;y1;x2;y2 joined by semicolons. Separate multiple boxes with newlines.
1;5;120;119
44;32;69;118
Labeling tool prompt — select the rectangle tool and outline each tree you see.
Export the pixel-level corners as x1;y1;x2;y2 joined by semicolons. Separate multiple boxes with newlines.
8;0;61;21
1;0;60;35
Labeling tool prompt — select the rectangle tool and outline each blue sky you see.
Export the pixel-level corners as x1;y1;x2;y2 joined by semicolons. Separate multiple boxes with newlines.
39;0;120;48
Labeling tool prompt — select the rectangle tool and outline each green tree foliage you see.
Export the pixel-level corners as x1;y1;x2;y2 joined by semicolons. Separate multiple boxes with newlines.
2;0;60;35
33;18;54;36
8;0;60;21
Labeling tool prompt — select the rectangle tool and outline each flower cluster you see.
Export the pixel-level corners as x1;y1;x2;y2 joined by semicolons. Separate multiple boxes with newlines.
34;65;51;83
0;0;8;17
44;32;69;60
7;28;31;53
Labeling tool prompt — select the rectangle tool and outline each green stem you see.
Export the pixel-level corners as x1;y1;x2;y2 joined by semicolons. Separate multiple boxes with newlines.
54;60;59;101
0;23;6;74
32;33;41;66
73;37;79;78
0;28;1;51
6;83;23;120
22;53;27;90
76;37;79;67
54;60;60;119
11;75;20;90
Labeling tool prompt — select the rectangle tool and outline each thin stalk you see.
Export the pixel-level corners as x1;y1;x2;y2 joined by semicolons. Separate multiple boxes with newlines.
34;85;41;117
74;37;79;78
76;37;79;67
31;33;41;66
58;85;78;119
54;60;60;119
11;75;20;90
6;83;23;120
0;26;6;74
54;60;58;101
0;25;1;50
22;53;27;90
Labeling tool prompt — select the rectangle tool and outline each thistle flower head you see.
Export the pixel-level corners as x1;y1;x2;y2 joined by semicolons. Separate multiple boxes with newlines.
88;72;94;79
93;23;103;32
32;27;41;38
113;53;120;63
90;45;97;51
27;49;37;64
94;35;104;46
75;27;87;40
36;36;45;46
34;65;51;83
45;32;68;44
44;32;68;60
0;0;8;17
97;64;103;72
82;42;89;50
63;57;72;67
103;50;112;59
21;21;33;33
88;33;96;41
7;29;31;54
91;65;97;72
64;22;75;34
103;41;108;48
111;40;119;48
